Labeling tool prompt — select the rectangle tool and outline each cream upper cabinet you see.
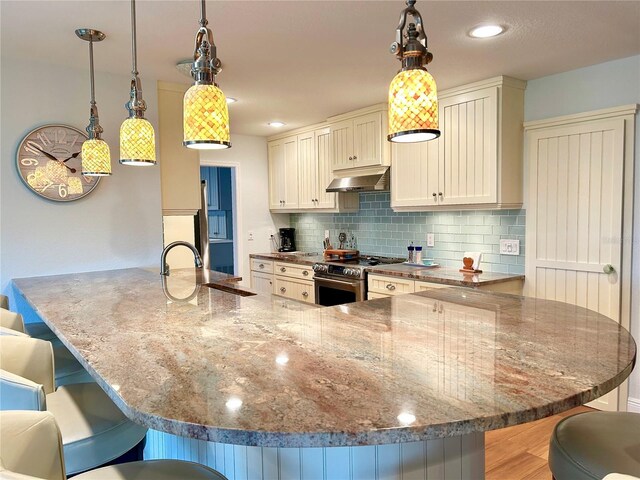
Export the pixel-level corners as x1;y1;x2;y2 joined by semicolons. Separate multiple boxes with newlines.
391;76;526;211
297;131;316;209
329;105;390;172
268;126;358;213
268;135;299;210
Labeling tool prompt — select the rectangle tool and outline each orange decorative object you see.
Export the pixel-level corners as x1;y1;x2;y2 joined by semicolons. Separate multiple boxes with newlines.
183;84;231;149
388;68;439;143
81;139;112;176
120;118;156;165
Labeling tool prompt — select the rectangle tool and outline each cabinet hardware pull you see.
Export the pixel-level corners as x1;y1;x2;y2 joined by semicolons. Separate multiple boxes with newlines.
438;192;443;197
386;284;396;291
259;264;264;269
603;264;615;274
280;267;286;272
303;271;309;276
353;155;357;160
280;287;286;293
348;156;353;160
432;193;437;198
302;291;308;297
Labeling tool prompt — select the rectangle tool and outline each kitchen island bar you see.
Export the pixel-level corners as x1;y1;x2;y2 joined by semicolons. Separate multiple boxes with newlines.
12;268;636;479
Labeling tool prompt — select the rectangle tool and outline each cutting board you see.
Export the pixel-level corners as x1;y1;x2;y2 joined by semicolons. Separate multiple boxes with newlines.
323;249;359;260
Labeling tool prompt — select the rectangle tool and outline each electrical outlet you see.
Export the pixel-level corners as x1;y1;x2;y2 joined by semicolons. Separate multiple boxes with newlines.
500;239;520;255
248;231;254;241
426;233;435;247
324;230;330;239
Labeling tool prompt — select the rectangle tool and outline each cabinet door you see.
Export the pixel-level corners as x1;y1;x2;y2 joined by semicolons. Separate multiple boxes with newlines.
217;167;232;211
330;119;354;171
274;277;314;304
439;86;498;205
268;140;285;209
391;139;440;208
352;112;382;168
209;167;220;210
283;135;299;208
297;131;316;209
315;127;336;209
251;271;273;295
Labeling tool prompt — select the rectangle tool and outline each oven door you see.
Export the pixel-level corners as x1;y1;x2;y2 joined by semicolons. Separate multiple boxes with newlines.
314;275;364;306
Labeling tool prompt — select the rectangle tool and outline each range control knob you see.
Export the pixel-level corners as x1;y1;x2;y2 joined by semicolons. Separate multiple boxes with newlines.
350;269;361;278
313;263;327;273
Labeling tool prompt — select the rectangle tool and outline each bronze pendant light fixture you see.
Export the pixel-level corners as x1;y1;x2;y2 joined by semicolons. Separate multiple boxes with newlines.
76;29;112;176
120;0;156;165
183;0;231;150
388;0;440;143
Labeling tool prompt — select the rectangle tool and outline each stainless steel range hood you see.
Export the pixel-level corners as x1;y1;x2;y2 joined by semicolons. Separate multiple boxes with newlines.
326;168;390;193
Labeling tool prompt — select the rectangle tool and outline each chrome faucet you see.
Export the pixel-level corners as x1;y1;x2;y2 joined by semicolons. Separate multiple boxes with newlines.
160;241;203;276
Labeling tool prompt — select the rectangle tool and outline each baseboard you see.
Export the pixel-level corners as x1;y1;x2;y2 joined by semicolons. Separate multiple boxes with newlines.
628;397;640;413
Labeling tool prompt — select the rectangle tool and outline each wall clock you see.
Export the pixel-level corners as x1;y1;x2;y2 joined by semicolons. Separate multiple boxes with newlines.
16;124;100;202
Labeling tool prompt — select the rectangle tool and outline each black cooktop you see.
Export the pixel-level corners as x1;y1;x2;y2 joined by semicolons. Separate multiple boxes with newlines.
333;255;405;267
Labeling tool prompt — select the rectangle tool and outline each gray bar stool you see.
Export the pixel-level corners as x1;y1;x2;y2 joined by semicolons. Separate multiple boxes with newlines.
549;411;640;479
0;411;227;479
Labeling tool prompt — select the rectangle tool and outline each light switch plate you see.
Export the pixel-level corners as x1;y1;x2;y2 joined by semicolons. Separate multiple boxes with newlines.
427;233;435;247
248;231;254;241
500;239;520;255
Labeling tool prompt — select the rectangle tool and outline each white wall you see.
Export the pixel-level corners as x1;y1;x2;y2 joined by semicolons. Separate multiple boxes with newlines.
0;58;163;305
524;55;640;410
200;134;289;287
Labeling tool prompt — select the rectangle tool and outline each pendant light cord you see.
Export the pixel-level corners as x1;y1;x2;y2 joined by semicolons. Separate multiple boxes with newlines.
199;0;208;27
130;0;138;76
89;38;96;106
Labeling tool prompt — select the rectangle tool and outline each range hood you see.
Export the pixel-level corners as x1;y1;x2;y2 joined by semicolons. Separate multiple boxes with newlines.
326;168;390;193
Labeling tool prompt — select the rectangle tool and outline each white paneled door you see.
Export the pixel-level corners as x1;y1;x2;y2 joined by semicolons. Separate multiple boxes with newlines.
525;117;625;411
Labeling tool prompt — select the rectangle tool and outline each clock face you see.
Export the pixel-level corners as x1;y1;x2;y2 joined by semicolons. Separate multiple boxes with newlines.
16;124;100;202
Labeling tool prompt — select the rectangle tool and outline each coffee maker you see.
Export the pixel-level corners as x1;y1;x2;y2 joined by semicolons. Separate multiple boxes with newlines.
278;228;296;252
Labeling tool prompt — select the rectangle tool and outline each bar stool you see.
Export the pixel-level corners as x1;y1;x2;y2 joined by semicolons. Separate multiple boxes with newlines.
0;308;92;386
549;411;640;479
0;336;148;475
0;294;8;310
1;410;227;480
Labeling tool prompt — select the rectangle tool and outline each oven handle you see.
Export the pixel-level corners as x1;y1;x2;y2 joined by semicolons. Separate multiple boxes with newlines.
314;276;362;288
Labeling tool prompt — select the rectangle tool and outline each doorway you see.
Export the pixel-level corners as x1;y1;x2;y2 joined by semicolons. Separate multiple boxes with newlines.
200;166;236;275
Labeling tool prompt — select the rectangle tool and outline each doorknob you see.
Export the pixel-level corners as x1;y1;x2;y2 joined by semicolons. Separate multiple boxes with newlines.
603;264;615;274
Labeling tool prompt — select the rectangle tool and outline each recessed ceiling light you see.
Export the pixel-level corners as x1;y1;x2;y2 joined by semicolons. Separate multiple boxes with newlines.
226;97;237;104
268;121;286;127
469;24;505;38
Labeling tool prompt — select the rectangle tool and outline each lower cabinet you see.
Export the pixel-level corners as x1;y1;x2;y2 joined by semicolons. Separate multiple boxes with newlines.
274;276;315;304
251;271;273;295
366;274;522;298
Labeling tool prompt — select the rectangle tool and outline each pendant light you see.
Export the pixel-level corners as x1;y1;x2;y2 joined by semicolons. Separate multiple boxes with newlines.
120;0;156;165
183;0;231;150
388;0;440;143
76;29;112;176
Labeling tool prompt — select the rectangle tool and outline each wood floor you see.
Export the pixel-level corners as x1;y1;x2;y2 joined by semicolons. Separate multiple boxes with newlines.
485;405;593;480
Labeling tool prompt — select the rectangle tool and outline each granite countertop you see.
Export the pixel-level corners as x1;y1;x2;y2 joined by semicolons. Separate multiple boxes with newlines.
365;263;524;286
12;268;636;448
250;253;523;286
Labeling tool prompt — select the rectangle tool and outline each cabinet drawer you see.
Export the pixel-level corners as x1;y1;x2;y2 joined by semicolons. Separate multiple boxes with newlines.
251;259;273;274
367;291;391;300
367;274;415;296
414;280;453;291
274;277;315;304
274;262;313;281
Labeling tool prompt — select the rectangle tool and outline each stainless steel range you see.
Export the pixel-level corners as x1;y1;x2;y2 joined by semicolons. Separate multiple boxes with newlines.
313;255;405;306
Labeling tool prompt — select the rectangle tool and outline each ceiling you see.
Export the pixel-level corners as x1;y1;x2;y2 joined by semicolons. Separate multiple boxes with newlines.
2;1;639;136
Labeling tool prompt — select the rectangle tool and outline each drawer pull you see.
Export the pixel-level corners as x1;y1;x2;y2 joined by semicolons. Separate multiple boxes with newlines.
386;284;396;291
348;156;353;160
280;287;286;293
303;270;309;276
259;263;265;269
280;267;286;272
302;291;308;297
353;155;357;160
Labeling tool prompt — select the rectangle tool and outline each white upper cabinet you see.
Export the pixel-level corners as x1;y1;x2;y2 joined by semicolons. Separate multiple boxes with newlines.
268;127;358;213
268;135;298;210
329;105;390;173
391;76;526;211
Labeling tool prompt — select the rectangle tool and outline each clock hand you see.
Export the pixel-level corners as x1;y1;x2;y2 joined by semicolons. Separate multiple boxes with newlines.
61;151;81;163
33;145;77;173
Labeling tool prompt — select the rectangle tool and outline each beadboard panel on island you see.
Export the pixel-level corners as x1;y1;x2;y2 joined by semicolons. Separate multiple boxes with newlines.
291;192;525;275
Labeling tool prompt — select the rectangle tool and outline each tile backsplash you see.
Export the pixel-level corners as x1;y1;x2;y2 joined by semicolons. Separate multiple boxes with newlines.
290;193;525;275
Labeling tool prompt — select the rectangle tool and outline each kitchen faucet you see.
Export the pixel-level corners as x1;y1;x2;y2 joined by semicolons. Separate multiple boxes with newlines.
160;241;203;276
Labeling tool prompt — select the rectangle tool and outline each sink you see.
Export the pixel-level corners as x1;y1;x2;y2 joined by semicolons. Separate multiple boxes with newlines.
204;283;256;297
